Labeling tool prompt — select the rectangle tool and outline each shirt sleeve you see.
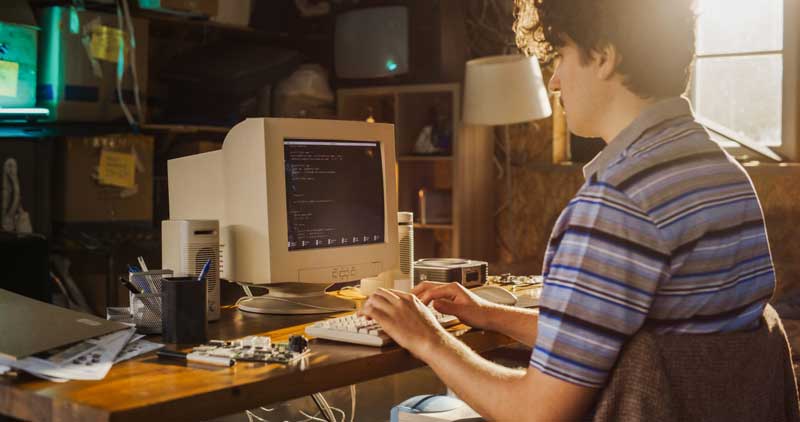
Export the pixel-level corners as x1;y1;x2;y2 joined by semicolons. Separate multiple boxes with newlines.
531;183;670;388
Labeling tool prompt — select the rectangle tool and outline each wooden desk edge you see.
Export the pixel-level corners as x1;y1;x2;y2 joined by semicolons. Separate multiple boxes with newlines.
1;327;516;422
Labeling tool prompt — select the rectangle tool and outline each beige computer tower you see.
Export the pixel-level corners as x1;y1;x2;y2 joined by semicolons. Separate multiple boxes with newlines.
161;219;221;321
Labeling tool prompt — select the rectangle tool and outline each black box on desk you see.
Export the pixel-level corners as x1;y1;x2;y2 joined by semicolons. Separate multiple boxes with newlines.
36;7;148;122
53;134;154;223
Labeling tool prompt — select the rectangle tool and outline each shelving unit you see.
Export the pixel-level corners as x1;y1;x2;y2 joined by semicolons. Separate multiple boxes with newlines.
337;83;494;261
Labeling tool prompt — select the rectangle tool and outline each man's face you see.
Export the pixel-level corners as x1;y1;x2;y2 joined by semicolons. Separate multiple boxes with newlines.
548;41;606;138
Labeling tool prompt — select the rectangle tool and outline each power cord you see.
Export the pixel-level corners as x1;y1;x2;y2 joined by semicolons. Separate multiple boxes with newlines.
244;386;356;422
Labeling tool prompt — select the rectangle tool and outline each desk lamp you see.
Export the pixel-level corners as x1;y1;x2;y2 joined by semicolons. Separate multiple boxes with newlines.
463;55;552;255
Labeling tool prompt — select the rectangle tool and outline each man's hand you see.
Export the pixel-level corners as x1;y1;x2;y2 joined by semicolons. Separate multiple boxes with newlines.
412;281;497;330
358;288;448;356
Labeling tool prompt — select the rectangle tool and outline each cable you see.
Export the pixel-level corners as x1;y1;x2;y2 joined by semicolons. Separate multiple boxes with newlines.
298;410;328;422
119;0;144;123
310;392;339;422
245;409;267;422
114;2;135;126
336;286;366;300
349;385;356;422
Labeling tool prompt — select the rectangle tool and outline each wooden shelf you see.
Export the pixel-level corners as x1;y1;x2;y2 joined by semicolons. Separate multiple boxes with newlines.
414;223;454;230
0;122;231;139
141;123;230;134
135;10;256;32
339;83;494;261
398;155;453;162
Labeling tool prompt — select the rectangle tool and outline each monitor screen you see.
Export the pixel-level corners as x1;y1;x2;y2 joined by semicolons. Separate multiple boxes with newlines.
284;139;385;251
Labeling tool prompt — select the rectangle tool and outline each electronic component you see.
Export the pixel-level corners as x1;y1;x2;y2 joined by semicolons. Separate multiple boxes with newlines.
288;335;309;354
191;336;309;364
414;258;488;288
486;274;543;287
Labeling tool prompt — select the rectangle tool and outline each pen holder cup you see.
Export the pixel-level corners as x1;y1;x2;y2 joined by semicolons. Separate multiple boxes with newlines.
161;276;208;344
130;293;163;334
128;270;172;334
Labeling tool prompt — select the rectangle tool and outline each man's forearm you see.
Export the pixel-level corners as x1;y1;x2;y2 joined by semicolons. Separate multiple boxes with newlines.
481;305;539;347
420;330;530;420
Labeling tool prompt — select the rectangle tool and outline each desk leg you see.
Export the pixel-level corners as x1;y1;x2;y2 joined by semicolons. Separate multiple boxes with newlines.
311;393;337;422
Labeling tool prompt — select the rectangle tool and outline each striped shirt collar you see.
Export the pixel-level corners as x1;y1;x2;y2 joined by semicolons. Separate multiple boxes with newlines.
582;96;695;180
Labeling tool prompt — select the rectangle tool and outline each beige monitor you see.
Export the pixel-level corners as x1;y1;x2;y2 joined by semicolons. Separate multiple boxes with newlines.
168;118;399;314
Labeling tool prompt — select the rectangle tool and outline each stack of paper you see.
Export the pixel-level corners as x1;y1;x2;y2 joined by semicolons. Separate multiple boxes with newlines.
0;328;162;382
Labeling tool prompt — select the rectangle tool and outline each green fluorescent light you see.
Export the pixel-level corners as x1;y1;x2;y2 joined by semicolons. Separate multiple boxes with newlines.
386;59;398;72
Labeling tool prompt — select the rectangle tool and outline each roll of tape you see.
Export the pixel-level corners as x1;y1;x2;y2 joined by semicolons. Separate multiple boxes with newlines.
359;276;384;296
393;278;413;293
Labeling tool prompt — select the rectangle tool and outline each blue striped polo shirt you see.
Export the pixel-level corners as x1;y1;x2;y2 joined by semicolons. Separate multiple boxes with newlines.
530;97;776;388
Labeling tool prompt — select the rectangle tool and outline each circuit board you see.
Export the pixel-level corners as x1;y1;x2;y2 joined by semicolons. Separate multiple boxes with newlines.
191;335;309;364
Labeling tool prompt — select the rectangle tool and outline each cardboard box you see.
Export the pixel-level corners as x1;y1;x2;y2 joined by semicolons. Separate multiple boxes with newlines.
54;134;154;223
138;0;218;17
212;0;251;26
37;7;148;122
0;21;38;108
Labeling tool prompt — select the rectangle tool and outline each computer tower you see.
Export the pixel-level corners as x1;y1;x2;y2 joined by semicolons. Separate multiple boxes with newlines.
161;220;221;321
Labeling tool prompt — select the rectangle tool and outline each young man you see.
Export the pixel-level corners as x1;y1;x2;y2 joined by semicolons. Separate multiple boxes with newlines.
359;0;776;419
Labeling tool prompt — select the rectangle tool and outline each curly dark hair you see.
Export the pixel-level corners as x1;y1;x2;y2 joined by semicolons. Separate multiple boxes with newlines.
513;0;697;99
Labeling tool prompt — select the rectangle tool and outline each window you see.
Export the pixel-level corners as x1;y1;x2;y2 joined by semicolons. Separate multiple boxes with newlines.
691;0;798;160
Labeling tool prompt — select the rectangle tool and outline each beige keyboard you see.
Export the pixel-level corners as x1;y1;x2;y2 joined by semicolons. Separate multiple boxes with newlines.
305;308;459;347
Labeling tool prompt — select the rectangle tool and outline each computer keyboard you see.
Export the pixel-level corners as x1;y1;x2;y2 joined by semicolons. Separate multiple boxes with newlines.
305;308;459;347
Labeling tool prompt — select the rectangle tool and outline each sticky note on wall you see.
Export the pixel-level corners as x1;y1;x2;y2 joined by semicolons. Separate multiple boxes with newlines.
89;25;127;63
0;60;19;97
98;149;136;188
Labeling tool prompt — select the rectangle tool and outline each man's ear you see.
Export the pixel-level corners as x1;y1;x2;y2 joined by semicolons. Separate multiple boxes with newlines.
594;43;619;81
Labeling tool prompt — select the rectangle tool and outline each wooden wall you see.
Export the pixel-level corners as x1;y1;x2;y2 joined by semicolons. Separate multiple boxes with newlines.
494;158;800;301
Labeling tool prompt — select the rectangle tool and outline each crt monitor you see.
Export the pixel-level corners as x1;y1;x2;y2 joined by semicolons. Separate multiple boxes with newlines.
168;118;399;314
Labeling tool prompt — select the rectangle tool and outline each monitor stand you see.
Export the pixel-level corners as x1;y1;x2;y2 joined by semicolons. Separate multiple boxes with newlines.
236;282;356;315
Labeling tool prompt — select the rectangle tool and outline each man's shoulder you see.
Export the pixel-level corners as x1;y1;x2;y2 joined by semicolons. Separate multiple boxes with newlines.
597;119;741;204
602;118;714;180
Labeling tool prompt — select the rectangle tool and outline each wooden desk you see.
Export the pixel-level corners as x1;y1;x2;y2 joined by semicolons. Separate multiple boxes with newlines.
0;304;516;422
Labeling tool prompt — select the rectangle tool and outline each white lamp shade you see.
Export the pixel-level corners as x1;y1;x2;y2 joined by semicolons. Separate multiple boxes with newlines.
463;55;552;125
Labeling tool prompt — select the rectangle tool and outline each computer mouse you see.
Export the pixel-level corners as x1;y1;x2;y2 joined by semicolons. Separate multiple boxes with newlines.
471;285;518;306
394;395;464;413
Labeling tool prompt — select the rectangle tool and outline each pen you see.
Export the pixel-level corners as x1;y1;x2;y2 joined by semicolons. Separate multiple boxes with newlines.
128;264;152;293
137;256;149;272
197;258;211;282
157;350;234;367
119;276;142;295
137;257;158;293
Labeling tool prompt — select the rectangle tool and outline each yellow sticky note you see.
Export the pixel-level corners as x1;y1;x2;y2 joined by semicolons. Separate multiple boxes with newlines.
0;60;19;97
90;25;127;63
98;150;136;188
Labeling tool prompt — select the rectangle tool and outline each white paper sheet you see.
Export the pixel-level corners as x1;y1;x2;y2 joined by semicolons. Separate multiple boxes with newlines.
0;328;135;381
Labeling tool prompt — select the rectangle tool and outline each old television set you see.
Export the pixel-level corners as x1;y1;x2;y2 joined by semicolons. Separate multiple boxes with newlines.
334;5;409;80
333;0;466;85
